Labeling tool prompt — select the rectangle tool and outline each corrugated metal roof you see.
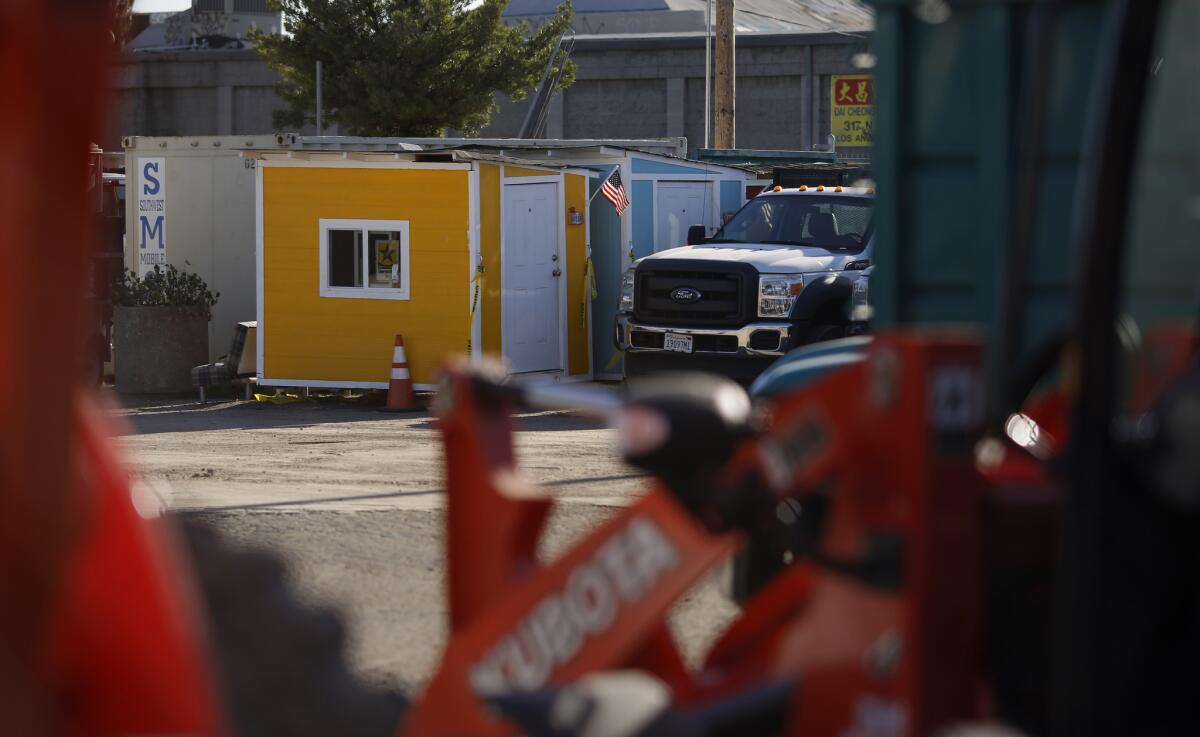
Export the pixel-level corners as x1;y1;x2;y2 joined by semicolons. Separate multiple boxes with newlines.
422;143;751;176
240;147;594;174
733;160;869;178
505;0;872;34
385;136;688;157
506;0;672;14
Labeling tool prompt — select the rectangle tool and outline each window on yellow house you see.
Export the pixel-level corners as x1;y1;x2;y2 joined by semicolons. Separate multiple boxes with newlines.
328;230;362;287
319;219;410;300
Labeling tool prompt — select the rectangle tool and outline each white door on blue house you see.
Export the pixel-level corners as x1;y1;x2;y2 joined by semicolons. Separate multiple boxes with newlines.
656;181;715;252
503;182;561;373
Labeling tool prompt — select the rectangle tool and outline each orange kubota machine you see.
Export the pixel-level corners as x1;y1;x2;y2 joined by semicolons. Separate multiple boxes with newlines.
398;0;1200;734
5;1;1198;736
403;335;987;737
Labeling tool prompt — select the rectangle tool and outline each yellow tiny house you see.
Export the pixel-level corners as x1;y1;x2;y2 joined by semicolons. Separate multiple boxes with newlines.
253;151;592;390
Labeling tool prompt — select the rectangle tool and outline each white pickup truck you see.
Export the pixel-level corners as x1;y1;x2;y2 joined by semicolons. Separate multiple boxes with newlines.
615;186;874;382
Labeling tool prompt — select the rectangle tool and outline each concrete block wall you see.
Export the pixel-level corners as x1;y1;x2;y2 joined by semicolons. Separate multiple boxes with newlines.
480;32;867;153
108;49;327;147
108;31;868;153
564;79;668;138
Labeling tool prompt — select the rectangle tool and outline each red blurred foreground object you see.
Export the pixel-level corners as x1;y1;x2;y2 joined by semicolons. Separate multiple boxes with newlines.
43;403;227;737
403;333;986;737
0;1;227;734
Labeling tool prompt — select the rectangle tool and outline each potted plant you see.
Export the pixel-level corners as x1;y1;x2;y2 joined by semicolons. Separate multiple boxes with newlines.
111;265;219;393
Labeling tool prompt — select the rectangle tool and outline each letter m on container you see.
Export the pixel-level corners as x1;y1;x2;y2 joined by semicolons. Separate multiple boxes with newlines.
140;215;164;250
139;159;165;251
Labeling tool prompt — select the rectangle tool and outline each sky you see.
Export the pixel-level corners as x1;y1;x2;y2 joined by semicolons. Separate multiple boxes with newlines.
131;0;487;10
132;0;190;11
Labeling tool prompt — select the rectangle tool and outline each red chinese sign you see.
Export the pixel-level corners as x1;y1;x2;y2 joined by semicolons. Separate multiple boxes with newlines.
831;74;874;147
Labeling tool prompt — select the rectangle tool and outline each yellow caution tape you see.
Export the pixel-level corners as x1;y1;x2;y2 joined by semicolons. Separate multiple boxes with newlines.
467;263;483;355
585;256;598;301
252;390;376;404
253;392;305;404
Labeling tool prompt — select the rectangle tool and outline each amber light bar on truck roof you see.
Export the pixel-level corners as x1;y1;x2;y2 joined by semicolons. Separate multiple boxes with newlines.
759;185;875;196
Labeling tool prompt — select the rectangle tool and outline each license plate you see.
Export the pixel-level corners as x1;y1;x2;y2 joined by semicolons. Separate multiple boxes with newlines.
663;333;693;353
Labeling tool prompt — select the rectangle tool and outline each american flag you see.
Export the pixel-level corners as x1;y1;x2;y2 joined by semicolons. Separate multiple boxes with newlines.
600;168;630;215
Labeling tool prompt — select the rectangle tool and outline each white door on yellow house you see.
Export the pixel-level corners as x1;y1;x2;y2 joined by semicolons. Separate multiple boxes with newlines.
503;182;561;373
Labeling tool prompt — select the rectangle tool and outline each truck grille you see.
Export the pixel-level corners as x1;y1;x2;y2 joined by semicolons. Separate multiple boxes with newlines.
633;261;756;327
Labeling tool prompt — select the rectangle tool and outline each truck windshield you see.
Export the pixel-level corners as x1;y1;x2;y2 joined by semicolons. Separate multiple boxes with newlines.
710;195;873;253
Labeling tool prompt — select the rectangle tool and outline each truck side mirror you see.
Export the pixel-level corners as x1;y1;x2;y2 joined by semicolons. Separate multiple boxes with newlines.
687;224;707;246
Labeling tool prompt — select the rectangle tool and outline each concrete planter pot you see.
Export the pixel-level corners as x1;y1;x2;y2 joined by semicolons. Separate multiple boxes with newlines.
113;305;209;393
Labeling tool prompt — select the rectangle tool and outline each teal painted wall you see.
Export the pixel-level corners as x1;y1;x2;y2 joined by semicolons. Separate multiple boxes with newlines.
871;0;1107;369
590;173;624;375
631;158;713;176
631;180;655;258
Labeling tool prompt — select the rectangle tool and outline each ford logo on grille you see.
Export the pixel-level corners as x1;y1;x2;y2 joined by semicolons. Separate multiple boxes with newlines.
670;287;702;304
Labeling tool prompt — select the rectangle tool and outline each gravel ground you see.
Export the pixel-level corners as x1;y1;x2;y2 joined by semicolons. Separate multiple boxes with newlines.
115;394;740;696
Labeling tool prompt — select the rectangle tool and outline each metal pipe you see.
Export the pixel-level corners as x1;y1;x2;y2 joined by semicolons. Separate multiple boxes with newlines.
532;31;575;138
520;33;564;138
315;60;323;136
806;44;815;149
520;381;623;420
705;0;713;149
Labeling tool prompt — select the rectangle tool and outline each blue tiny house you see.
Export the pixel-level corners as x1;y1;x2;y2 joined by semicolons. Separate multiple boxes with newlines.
418;142;749;378
592;152;748;377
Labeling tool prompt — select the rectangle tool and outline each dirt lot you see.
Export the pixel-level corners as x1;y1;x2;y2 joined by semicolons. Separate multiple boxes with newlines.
114;394;739;694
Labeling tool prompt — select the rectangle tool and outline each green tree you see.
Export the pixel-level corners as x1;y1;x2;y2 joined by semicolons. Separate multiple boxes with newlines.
255;0;574;136
108;0;134;47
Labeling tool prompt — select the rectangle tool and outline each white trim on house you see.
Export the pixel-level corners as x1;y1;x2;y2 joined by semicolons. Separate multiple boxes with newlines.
467;165;483;364
583;177;594;381
621;156;634;272
556;172;569;380
712;177;724;229
500;174;563;185
500;172;567;377
318;218;412;301
498;166;508;363
255;378;438;392
630;173;731;181
256;157;471;171
255;159;265;380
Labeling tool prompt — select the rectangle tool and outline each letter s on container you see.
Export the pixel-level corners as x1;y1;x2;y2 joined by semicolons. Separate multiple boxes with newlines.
143;160;161;195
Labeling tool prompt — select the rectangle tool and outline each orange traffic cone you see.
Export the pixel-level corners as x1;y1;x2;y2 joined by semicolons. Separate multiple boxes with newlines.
384;335;416;411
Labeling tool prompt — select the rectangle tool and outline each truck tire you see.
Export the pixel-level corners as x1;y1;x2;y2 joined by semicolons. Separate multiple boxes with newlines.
177;516;407;737
623;350;646;381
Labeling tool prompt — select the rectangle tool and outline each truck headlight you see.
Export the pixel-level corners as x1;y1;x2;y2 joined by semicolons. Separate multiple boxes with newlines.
758;274;805;318
851;277;873;321
620;268;636;312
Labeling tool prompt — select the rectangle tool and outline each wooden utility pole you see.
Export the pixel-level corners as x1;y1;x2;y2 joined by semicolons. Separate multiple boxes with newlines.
714;0;735;148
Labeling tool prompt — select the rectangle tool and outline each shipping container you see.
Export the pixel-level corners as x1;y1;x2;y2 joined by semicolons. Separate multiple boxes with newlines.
122;134;323;361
